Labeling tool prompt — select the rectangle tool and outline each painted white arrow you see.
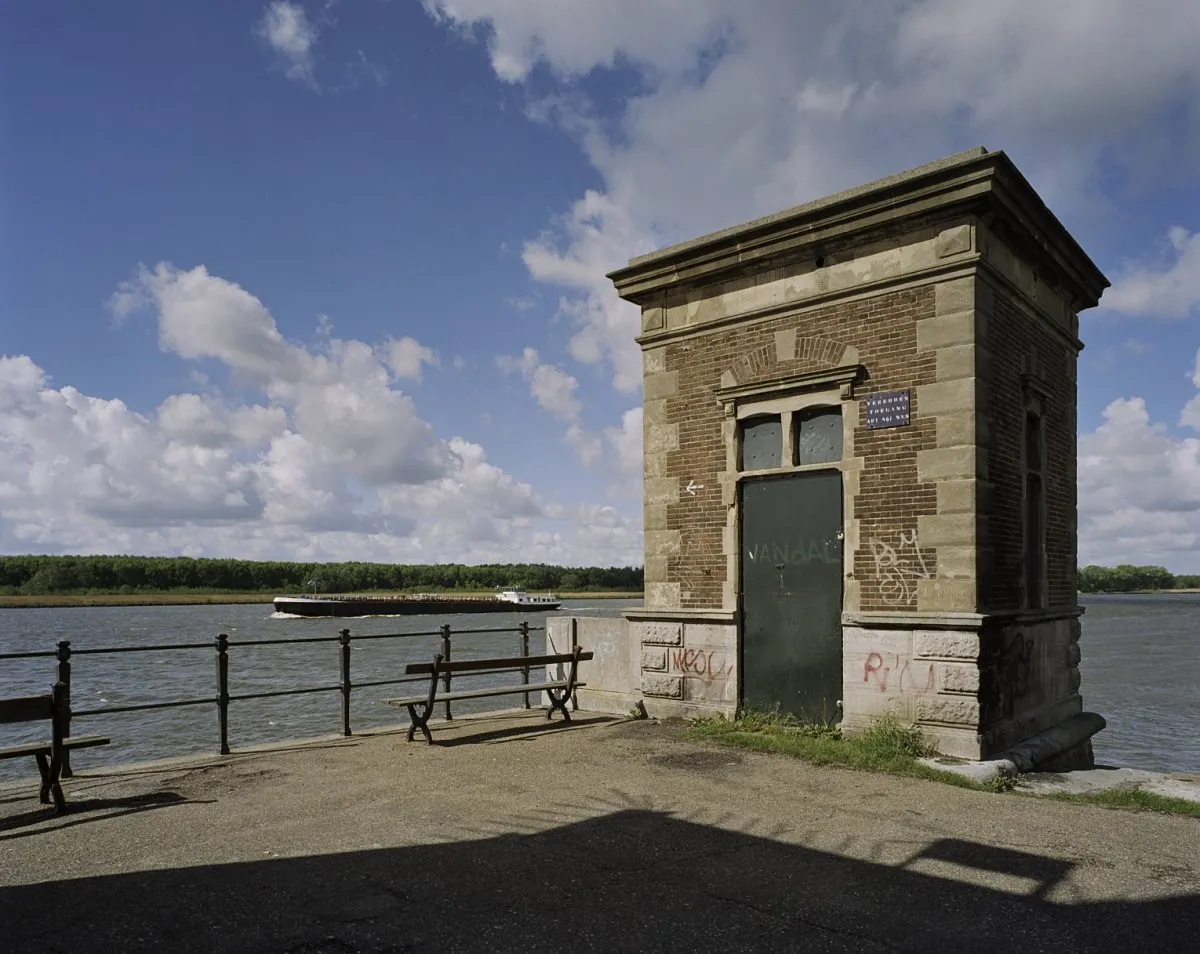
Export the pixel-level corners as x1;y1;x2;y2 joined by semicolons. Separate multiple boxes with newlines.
685;480;704;495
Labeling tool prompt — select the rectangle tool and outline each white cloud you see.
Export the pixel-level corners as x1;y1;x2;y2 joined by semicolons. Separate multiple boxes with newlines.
2;266;643;565
256;2;320;88
495;348;641;486
496;347;582;421
604;406;642;479
564;423;602;467
350;50;390;87
1102;227;1200;319
426;0;1200;401
1079;391;1200;569
385;336;439;382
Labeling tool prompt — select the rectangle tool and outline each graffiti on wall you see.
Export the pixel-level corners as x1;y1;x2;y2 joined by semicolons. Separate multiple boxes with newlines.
672;648;735;683
995;630;1034;719
675;526;722;603
862;651;936;694
868;529;932;605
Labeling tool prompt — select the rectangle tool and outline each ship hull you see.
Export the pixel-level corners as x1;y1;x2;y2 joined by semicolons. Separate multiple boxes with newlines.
272;596;562;618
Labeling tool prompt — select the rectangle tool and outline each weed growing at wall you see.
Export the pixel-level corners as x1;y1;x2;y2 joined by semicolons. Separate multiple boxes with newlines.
687;710;962;785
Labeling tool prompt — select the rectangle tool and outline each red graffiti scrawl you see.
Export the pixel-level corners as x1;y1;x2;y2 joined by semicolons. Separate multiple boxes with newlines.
672;648;734;682
863;651;934;693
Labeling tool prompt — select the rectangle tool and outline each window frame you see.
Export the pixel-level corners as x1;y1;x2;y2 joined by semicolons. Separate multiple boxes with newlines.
731;389;849;482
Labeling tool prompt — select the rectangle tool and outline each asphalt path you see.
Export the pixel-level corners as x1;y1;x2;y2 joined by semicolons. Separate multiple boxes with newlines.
2;712;1197;953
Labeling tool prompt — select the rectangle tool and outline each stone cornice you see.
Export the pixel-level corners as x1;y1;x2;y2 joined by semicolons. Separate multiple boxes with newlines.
609;148;1109;313
635;260;978;349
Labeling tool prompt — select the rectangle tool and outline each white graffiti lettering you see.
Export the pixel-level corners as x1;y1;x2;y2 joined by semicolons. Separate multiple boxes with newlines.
868;530;932;606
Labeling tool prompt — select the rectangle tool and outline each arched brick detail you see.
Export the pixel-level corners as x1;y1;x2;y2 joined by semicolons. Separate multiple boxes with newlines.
794;335;848;368
724;335;852;388
726;344;773;386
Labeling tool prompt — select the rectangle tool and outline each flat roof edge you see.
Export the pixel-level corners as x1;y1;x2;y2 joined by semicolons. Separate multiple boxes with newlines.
606;148;1109;309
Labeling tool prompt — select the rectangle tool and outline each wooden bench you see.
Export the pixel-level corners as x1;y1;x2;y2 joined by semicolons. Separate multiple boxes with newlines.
0;682;110;812
385;647;593;744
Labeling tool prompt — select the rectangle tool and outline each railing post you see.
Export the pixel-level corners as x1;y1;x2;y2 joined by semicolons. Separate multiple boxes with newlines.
339;628;352;737
56;640;73;777
570;617;579;712
440;624;452;721
216;633;230;755
520;621;531;709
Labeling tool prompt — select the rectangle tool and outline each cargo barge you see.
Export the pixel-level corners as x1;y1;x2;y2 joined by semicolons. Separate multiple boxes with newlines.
272;589;562;618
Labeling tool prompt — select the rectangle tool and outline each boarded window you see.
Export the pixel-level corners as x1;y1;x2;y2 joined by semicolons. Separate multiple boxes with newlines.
794;408;843;466
740;415;782;470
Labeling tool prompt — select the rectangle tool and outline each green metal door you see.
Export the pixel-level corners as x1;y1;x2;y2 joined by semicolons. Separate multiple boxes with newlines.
740;471;844;722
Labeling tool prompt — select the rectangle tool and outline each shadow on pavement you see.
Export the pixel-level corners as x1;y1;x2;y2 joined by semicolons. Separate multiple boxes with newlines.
431;713;612;747
0;791;197;840
1;808;1196;953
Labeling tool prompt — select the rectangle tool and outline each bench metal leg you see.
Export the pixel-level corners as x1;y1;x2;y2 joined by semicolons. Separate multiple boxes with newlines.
545;688;573;723
406;704;433;744
34;752;51;804
33;752;66;812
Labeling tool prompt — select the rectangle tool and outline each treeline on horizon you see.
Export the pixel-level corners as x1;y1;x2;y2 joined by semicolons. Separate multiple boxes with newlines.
0;555;644;597
1078;564;1200;593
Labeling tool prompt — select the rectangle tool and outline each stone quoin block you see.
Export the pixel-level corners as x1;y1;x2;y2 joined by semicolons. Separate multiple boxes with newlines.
916;378;978;416
916;446;982;482
641;649;668;671
916;579;976;613
916;311;976;351
938;663;981;694
642;674;683;699
915;696;980;726
936;479;976;515
934;277;975;316
640;622;683;646
643;371;679;401
934;343;977;383
913;631;980;660
644;582;681;609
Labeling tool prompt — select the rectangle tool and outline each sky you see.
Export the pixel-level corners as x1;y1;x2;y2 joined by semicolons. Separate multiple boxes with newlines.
1;1;1199;572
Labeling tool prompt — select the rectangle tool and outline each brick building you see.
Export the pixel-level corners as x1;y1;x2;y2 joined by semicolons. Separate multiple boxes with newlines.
585;148;1109;762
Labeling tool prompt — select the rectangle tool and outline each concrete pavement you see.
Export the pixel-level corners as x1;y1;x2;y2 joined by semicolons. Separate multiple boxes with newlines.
1;711;1198;953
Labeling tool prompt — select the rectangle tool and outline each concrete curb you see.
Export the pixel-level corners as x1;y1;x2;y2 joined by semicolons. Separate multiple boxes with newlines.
918;711;1200;804
920;711;1108;783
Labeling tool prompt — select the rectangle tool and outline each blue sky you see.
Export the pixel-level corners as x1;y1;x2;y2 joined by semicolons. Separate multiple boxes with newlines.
2;1;1199;570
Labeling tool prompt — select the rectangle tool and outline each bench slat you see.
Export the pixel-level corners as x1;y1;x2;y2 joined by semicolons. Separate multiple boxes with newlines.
63;735;111;750
0;735;111;760
0;742;51;759
384;680;585;708
0;695;53;724
404;651;594;676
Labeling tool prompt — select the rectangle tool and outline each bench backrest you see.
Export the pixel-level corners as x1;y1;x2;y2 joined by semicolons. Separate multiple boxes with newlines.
0;694;53;725
0;683;67;731
405;650;594;677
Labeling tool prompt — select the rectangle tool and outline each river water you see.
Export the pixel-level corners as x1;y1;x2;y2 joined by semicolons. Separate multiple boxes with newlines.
1;595;1196;780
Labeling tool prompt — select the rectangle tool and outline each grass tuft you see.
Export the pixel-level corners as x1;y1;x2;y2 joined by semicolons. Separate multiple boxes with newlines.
1037;787;1200;816
687;709;972;787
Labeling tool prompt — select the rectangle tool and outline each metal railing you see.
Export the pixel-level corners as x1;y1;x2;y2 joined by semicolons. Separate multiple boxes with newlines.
0;621;539;772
